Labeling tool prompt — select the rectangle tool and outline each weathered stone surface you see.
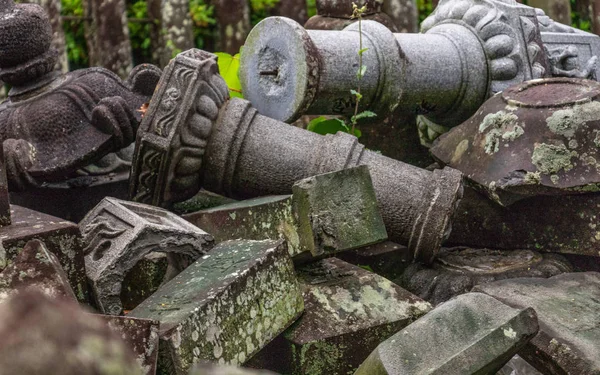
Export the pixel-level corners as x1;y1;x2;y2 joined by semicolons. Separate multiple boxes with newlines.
447;186;600;257
273;0;308;25
432;78;600;206
27;0;68;73
355;293;539;375
183;195;302;256
0;290;142;375
130;50;463;265
129;239;304;374
337;241;412;281
498;355;543;375
304;0;399;31
241;3;600;132
0;142;9;226
474;272;600;375
292;165;387;256
80;197;214;315
121;252;169;311
247;258;431;375
101;315;160;375
190;364;277;375
1;205;88;302
0;239;76;302
173;189;238;215
130;49;229;208
382;0;418;33
398;247;573;305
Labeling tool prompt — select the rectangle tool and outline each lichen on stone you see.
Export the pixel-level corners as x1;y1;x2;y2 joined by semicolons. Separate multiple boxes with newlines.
546;101;600;139
478;111;524;154
531;143;576;175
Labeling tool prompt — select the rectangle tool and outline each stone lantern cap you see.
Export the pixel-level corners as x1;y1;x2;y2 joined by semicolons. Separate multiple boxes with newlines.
432;78;600;206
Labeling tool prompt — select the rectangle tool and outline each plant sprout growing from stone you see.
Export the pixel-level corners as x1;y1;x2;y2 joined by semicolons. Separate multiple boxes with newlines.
307;2;376;138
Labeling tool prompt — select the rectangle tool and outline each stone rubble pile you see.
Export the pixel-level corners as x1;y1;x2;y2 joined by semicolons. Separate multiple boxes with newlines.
0;0;597;374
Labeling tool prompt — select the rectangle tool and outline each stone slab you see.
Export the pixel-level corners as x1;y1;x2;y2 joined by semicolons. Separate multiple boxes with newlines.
292;165;387;257
183;195;304;257
0;239;76;303
0;204;88;302
80;197;214;315
355;292;539;375
0;290;142;375
474;272;600;375
101;315;160;375
246;257;430;375
129;239;304;374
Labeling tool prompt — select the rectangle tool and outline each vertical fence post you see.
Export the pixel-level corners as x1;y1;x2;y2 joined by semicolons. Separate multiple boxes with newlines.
214;0;251;54
28;0;68;73
528;0;572;26
83;0;133;78
383;0;419;33
148;0;195;69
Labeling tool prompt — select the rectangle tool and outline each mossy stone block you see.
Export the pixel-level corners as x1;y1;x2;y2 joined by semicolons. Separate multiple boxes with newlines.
247;258;431;375
355;293;539;375
292;165;387;257
129;239;304;375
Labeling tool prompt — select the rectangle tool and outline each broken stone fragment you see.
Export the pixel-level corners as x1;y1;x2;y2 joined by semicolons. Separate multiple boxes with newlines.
183;195;303;256
129;49;463;265
0;290;143;375
185;167;388;259
397;247;573;305
292;165;387;257
121;252;169;311
246;257;430;375
100;315;160;375
0;239;76;303
80;197;214;315
129;239;304;375
432;78;600;206
474;272;600;375
1;204;88;302
355;292;539;375
189;363;277;375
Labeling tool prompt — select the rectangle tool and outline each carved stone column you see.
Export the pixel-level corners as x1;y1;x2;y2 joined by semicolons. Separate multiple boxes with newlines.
130;49;464;264
240;1;600;131
84;0;133;78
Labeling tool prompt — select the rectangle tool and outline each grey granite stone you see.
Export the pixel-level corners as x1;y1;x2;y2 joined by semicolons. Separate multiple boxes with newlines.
474;272;600;375
246;258;430;375
130;49;463;265
80;197;214;315
240;1;600;131
129;239;304;374
355;292;539;375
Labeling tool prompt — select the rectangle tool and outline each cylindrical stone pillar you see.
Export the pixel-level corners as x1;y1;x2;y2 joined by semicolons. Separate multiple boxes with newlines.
240;17;488;127
130;49;464;264
203;100;464;263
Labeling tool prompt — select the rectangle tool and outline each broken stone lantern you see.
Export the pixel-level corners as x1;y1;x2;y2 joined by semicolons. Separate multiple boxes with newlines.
0;0;160;198
304;0;399;31
239;0;600;143
130;49;464;264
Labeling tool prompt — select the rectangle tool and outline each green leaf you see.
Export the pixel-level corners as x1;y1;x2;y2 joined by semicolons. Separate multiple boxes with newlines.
358;48;369;56
351;111;377;123
357;65;367;79
215;52;243;98
350;89;362;100
307;117;349;135
352;128;362;138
